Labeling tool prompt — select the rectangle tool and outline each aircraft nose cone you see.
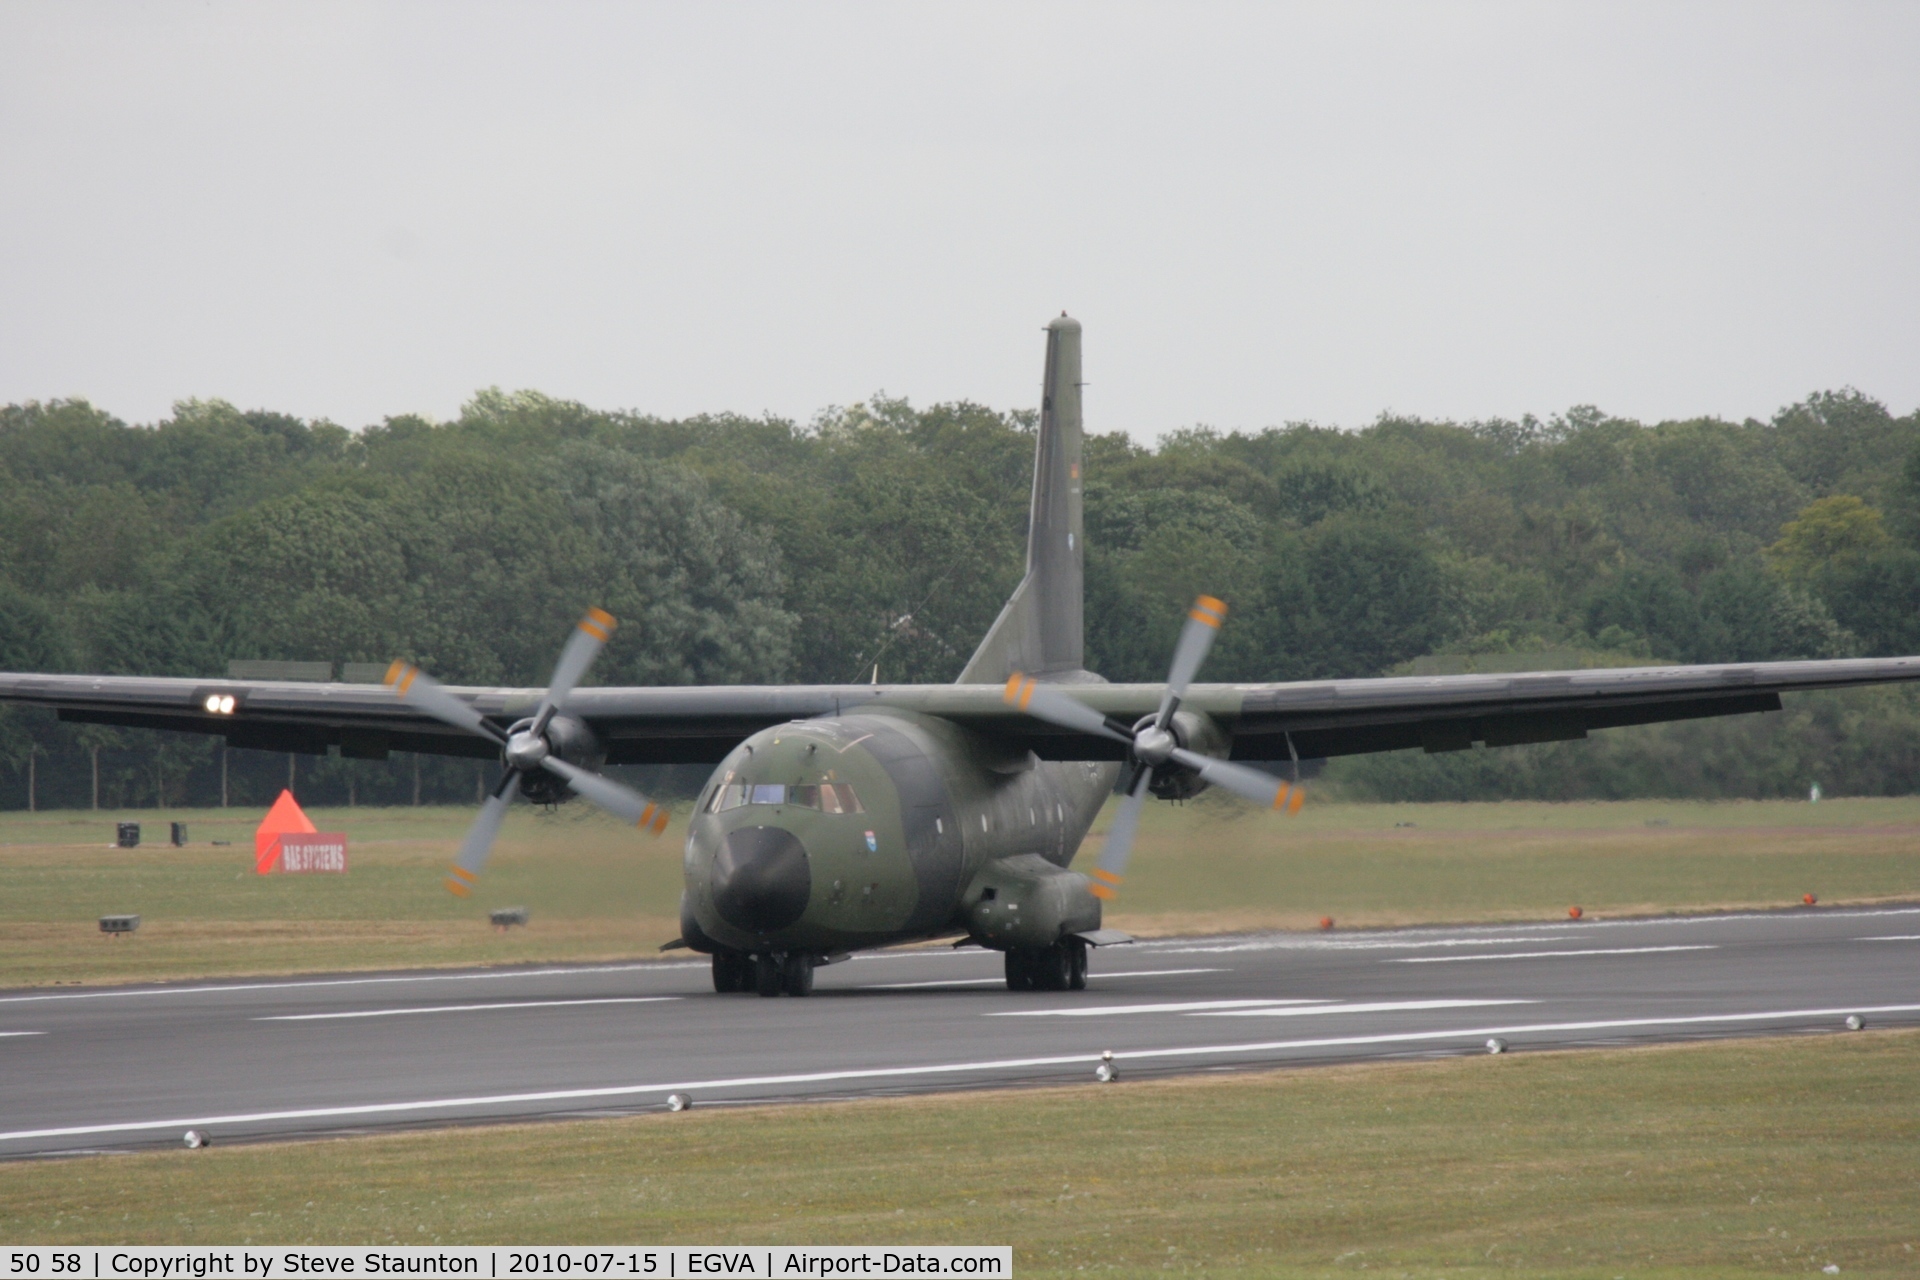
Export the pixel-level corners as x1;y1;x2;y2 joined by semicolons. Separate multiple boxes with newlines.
712;826;811;934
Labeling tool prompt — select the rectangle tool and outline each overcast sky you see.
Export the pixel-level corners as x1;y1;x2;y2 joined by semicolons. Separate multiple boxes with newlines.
2;2;1915;442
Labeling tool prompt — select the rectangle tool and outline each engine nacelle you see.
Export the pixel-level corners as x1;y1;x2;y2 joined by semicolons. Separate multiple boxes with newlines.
963;854;1103;950
513;713;605;806
1140;709;1231;800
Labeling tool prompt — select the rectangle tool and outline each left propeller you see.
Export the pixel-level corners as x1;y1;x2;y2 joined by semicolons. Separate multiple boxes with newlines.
384;607;670;897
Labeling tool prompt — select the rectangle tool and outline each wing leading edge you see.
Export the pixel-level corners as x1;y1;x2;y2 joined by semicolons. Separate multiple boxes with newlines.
2;655;1917;765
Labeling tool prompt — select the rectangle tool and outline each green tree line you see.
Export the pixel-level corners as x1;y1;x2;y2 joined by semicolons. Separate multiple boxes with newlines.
1;385;1916;810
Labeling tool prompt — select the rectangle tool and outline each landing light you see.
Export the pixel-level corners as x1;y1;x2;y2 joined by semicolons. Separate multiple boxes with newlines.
203;694;236;715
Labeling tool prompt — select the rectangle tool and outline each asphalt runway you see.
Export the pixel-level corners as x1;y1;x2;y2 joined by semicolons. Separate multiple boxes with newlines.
4;905;1917;1158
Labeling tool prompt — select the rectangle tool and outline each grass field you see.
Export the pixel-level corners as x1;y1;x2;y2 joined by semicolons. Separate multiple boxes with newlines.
3;1029;1915;1275
2;795;1917;985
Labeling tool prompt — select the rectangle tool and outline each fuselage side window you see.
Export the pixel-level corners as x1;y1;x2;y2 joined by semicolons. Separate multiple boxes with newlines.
715;783;751;812
830;783;864;813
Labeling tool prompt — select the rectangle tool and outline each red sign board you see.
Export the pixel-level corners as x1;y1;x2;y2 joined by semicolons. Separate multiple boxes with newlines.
254;789;347;874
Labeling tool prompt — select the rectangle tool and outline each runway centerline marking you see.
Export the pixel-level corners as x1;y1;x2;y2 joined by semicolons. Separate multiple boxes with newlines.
1857;935;1920;941
8;1003;1920;1148
994;998;1532;1020
0;1032;43;1038
1391;945;1717;963
1139;907;1920;955
991;999;1329;1018
257;997;678;1022
1195;998;1535;1018
0;964;702;1006
864;968;1225;990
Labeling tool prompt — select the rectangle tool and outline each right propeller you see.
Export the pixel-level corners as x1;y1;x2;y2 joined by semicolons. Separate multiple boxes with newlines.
385;606;671;897
1003;594;1303;901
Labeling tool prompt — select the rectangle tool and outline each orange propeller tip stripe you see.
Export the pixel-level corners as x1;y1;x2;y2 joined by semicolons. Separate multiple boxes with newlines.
1271;784;1291;811
1287;789;1306;814
1090;883;1116;901
382;660;408;686
447;865;477;883
444;879;471;897
649;811;670;836
1190;595;1228;627
1090;868;1123;886
577;606;618;641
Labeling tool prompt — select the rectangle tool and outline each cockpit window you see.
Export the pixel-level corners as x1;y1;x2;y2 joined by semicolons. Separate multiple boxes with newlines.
707;782;864;813
822;783;864;813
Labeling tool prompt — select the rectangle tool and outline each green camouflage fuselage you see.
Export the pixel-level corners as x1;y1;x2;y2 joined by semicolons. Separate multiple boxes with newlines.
681;709;1120;957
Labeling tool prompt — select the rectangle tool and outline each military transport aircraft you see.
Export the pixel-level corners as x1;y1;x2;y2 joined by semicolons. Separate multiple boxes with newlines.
5;315;1919;996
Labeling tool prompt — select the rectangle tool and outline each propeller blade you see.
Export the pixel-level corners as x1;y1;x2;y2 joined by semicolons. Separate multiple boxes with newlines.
1088;768;1152;900
540;755;670;835
445;773;518;895
532;607;617;731
1168;747;1301;811
1154;595;1227;729
386;662;506;743
1002;674;1132;743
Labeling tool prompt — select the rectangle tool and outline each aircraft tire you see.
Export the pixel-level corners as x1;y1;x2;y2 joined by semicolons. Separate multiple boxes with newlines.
1067;939;1088;990
712;950;748;993
1004;949;1034;991
753;952;783;997
781;952;815;997
1034;943;1072;991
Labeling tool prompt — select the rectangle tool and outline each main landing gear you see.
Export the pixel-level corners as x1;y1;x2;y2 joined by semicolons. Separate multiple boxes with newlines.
1004;938;1088;992
713;949;814;997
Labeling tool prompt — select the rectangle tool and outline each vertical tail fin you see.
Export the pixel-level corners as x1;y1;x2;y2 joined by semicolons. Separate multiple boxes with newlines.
958;314;1086;683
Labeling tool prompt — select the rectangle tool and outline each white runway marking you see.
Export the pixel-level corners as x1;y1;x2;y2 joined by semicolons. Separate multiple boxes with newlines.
1391;945;1717;963
992;999;1328;1018
993;998;1530;1020
1140;906;1920;955
0;963;699;1005
0;1032;43;1038
1195;998;1534;1018
864;968;1224;990
1089;969;1227;980
1857;935;1920;942
258;997;678;1022
8;1003;1920;1147
0;943;1048;1007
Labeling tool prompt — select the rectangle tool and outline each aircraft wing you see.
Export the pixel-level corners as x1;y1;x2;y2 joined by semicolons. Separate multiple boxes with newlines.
2;654;1917;764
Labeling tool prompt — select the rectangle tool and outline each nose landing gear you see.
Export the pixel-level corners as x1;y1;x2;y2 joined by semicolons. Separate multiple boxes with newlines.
1004;938;1087;992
